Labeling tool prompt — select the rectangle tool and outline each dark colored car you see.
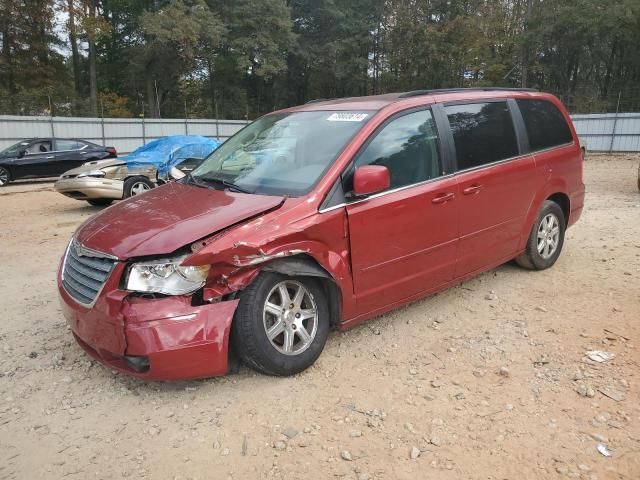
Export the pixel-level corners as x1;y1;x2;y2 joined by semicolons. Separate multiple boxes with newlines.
0;138;117;186
58;88;584;380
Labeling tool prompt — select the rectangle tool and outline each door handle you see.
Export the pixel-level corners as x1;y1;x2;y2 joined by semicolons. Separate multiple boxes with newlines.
462;184;482;195
431;192;455;204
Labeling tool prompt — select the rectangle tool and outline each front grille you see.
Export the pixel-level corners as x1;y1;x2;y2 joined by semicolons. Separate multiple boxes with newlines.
62;241;117;305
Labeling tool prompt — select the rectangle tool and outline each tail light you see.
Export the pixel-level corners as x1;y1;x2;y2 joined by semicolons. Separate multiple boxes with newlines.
106;147;117;157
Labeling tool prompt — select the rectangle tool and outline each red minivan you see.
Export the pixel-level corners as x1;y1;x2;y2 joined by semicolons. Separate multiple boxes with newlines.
58;88;585;380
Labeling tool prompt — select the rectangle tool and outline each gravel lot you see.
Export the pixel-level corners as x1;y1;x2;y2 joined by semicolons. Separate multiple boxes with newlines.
0;154;639;480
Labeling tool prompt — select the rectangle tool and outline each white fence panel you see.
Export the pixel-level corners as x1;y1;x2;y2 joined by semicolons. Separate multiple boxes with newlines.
571;113;640;152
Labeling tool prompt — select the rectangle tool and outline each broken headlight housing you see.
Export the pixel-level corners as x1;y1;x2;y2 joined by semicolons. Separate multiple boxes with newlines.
126;256;210;295
76;170;106;179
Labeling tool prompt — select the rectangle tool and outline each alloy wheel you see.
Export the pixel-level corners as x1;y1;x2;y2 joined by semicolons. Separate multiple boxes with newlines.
0;168;9;186
262;280;318;356
130;182;151;195
537;213;560;259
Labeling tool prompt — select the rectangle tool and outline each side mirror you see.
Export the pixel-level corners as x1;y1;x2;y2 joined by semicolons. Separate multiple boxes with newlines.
352;165;390;197
17;149;26;158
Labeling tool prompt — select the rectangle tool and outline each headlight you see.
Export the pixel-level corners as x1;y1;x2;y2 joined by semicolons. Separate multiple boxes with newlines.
126;256;210;295
76;170;106;179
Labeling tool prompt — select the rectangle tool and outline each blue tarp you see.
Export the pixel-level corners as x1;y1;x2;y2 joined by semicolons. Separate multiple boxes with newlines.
123;135;220;178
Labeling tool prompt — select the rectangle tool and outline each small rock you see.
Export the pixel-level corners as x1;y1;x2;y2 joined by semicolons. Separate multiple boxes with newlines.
350;430;363;438
576;383;596;398
410;446;421;459
283;427;298;439
498;367;510;378
431;417;444;427
221;448;230;456
430;436;442;446
358;474;371;480
409;367;418;375
273;441;286;451
28;351;38;359
535;306;548;312
341;450;352;461
148;427;160;436
590;433;608;443
555;464;568;474
485;292;498;301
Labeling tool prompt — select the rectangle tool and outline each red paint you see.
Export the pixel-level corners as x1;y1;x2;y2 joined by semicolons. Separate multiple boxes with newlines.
59;90;584;380
75;182;285;259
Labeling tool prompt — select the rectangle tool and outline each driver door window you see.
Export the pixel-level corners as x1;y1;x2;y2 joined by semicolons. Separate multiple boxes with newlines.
26;140;53;154
352;109;442;191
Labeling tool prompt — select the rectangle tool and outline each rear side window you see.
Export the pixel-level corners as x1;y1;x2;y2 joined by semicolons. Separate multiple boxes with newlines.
56;140;80;151
446;102;519;170
353;109;441;190
517;99;573;151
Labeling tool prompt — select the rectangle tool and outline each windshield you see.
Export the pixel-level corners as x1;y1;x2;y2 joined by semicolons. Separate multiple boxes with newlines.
189;110;372;196
1;141;30;156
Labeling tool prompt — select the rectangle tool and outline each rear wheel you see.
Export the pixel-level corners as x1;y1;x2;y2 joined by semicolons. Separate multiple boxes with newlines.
87;199;113;206
0;167;11;186
516;200;565;270
123;176;154;198
232;272;330;376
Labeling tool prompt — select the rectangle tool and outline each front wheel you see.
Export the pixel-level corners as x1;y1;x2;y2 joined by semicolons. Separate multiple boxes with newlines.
516;200;566;270
232;272;330;376
123;176;154;198
0;166;11;186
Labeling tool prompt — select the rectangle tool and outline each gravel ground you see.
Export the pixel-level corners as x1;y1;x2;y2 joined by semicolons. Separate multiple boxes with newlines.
0;154;639;480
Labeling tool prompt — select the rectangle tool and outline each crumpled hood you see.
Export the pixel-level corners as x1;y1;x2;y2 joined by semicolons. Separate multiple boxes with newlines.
64;159;125;175
75;182;285;259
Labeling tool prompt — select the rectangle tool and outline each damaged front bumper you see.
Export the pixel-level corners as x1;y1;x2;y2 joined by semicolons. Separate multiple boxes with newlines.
58;264;239;380
55;177;124;201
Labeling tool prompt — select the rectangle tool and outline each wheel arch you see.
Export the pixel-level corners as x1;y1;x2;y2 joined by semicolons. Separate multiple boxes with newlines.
261;254;342;329
546;192;570;226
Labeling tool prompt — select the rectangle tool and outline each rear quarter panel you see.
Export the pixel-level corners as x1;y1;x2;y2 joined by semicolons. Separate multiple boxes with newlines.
517;96;585;250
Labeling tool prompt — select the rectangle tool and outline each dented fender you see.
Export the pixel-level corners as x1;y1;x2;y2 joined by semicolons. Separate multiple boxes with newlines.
183;206;356;320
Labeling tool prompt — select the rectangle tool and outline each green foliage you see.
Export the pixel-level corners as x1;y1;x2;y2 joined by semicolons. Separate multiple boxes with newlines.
1;0;639;118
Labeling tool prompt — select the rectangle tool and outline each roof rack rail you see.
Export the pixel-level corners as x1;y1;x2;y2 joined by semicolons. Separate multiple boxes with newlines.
305;98;336;104
398;87;537;98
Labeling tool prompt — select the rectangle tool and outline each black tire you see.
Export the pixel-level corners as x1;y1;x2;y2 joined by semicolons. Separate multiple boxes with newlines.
87;199;113;206
123;176;154;198
232;272;330;376
0;166;11;187
516;200;566;270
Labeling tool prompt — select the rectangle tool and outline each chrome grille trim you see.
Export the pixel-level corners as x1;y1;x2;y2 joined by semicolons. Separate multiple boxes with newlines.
61;240;117;306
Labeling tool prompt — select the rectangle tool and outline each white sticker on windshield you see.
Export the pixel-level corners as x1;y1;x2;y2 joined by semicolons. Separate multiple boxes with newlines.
326;113;368;122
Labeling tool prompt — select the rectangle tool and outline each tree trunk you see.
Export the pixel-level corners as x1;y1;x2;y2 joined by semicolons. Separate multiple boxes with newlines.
68;0;81;99
207;59;216;118
521;0;533;87
145;72;158;118
88;1;98;116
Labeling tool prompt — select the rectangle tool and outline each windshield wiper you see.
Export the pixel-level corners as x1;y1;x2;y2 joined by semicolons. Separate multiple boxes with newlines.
182;173;209;189
196;175;253;194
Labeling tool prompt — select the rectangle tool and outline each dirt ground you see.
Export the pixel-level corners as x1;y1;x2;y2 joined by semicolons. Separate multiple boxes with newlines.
0;154;638;480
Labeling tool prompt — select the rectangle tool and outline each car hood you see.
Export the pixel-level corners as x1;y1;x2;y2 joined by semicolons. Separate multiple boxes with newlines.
75;182;285;259
65;159;126;175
